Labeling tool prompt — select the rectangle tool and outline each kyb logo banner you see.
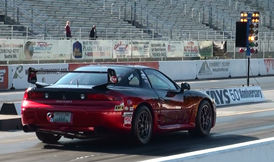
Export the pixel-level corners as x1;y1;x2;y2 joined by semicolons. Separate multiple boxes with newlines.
202;86;265;106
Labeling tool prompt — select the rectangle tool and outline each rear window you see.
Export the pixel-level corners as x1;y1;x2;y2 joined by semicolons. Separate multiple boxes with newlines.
54;67;134;86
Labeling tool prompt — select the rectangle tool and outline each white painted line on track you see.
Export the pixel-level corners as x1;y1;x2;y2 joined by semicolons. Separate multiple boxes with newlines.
70;155;95;162
141;137;274;162
217;107;274;117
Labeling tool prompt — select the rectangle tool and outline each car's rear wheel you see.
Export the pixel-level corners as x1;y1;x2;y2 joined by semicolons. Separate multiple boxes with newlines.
189;100;213;137
36;131;61;144
132;106;153;144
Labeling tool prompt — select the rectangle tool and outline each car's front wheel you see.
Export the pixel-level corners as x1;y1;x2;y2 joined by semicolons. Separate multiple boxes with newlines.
189;100;213;137
132;106;153;144
36;131;61;144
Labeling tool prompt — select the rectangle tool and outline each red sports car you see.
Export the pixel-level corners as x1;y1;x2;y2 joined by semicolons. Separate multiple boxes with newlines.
22;65;216;144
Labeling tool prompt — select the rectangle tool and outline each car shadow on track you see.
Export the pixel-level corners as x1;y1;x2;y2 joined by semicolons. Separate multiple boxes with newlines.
42;131;258;157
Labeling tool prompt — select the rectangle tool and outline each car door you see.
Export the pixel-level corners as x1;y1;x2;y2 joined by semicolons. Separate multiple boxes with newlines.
144;69;185;126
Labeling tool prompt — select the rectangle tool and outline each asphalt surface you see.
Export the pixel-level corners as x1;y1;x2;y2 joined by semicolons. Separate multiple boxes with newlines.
0;76;274;162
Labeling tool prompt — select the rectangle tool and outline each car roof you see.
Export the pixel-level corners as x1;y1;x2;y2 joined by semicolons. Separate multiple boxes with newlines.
76;64;153;71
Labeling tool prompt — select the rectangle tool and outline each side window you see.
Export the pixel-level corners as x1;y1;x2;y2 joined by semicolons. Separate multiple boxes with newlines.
127;71;141;87
144;69;177;90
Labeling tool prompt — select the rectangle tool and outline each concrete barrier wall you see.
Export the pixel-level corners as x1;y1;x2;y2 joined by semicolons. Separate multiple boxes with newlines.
1;58;274;90
142;137;274;162
195;60;231;79
230;59;247;77
159;58;274;81
159;61;196;80
261;58;274;75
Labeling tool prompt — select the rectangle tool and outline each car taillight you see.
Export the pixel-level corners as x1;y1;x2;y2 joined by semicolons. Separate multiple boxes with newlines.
24;91;44;100
86;94;122;101
23;91;28;100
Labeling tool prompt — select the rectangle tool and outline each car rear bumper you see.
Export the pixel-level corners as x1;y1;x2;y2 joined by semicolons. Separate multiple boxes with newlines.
21;101;133;134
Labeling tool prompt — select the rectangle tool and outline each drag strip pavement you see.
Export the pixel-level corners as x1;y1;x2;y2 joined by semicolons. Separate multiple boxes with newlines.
1;77;274;161
1;97;274;162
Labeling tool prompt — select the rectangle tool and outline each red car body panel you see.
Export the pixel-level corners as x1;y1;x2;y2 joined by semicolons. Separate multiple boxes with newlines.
21;65;216;138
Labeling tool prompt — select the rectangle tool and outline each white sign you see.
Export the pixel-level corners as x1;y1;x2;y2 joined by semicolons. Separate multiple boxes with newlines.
0;39;24;60
24;40;71;60
8;64;68;89
113;40;131;58
203;86;265;107
150;41;167;57
183;41;200;57
81;40;112;59
131;40;150;58
167;41;183;57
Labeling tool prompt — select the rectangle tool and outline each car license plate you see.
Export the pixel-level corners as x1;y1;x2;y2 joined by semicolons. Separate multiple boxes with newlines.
52;112;71;123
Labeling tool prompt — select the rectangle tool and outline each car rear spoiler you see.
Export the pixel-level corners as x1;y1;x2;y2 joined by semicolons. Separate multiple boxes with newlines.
27;67;118;88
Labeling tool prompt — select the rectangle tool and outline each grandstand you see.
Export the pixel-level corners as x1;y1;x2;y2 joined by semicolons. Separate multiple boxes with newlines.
0;0;273;40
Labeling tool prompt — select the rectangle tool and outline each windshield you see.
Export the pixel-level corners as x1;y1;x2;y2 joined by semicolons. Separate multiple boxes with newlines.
54;66;133;86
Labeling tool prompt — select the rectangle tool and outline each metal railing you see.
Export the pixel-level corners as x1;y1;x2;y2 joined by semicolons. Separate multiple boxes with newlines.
0;0;50;36
2;24;274;41
1;0;274;37
0;25;30;38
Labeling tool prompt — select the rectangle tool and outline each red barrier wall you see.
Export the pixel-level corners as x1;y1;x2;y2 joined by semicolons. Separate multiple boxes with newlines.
68;62;159;71
0;66;8;89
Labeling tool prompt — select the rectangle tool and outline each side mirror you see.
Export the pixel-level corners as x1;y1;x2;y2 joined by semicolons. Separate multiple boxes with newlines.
181;82;190;92
107;68;118;84
28;67;37;84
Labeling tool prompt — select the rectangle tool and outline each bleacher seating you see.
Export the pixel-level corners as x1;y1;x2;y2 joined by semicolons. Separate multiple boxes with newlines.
0;0;273;40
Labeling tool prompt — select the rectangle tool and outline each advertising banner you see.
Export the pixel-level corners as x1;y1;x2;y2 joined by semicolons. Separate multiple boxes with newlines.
150;41;167;57
199;41;213;58
213;41;227;56
203;86;265;106
113;40;131;58
183;41;200;57
72;41;83;59
131;40;150;58
72;40;112;59
0;39;24;61
0;66;8;89
166;41;184;57
8;64;68;89
197;60;230;79
23;40;71;60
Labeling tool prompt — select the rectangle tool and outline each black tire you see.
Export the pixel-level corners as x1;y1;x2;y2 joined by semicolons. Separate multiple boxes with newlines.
132;106;153;144
35;131;61;144
189;100;213;137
